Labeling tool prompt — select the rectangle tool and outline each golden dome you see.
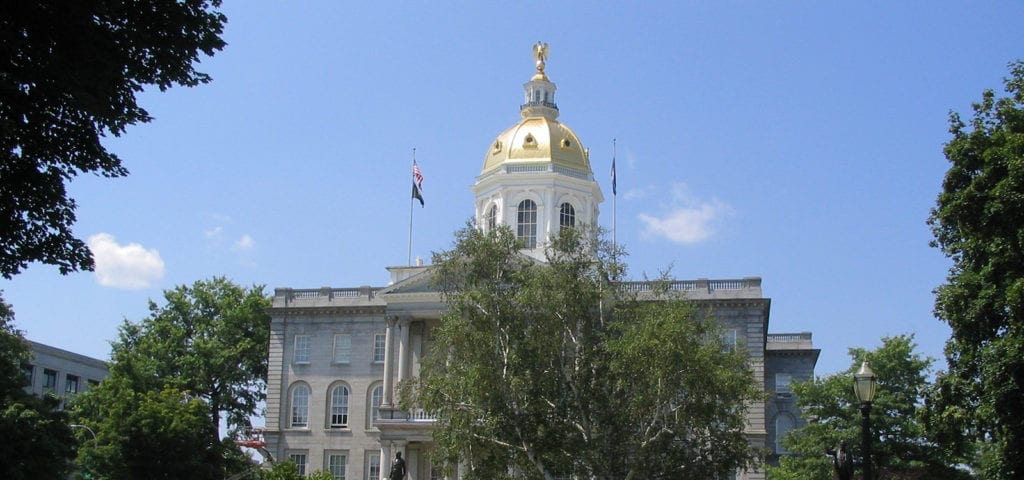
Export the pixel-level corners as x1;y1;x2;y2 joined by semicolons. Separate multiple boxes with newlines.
480;42;591;177
482;116;590;175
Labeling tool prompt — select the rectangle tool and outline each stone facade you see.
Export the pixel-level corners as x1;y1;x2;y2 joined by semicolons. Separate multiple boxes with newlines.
21;340;109;406
262;44;819;480
263;275;818;480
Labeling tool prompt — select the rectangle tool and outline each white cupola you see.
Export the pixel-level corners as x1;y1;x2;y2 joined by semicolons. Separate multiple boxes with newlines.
472;42;603;261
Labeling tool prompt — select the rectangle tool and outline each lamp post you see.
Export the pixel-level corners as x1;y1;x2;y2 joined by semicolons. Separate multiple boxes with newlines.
70;424;98;447
853;361;877;480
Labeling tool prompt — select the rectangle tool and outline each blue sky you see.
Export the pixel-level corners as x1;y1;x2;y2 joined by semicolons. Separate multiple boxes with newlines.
3;1;1023;378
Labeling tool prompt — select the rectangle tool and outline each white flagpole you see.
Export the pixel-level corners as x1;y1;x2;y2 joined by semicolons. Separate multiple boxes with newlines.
408;148;416;266
612;139;617;253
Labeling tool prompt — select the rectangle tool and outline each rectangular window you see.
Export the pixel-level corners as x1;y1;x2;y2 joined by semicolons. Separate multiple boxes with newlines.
722;329;738;352
294;335;311;364
20;363;33;387
327;453;347;480
43;368;58;392
288;453;307;476
373;334;386;363
65;374;79;395
334;334;352;363
776;373;792;395
367;453;381;480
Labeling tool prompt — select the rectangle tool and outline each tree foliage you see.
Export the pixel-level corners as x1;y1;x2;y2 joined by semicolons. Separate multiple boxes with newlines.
71;277;270;479
0;0;227;278
767;335;970;480
72;382;222;480
410;224;762;480
121;276;270;431
926;60;1024;479
0;293;77;480
254;461;336;480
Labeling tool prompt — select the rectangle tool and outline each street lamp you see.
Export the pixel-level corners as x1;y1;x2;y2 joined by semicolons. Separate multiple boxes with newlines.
70;424;98;447
853;361;877;480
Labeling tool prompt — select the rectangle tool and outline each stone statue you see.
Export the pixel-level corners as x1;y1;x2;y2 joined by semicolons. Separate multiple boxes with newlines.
825;441;854;480
389;451;406;480
533;41;549;71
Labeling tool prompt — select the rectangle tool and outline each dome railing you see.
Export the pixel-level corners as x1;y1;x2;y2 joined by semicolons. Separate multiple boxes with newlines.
520;100;558;110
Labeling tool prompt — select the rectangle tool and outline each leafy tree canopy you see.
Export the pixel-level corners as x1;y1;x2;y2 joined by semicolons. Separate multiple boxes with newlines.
115;276;271;430
768;335;971;480
410;224;763;480
927;60;1024;479
72;382;222;480
0;292;76;480
71;277;270;479
254;461;336;480
0;0;227;278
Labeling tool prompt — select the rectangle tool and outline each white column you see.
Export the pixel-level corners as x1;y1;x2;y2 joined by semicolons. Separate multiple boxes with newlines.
383;317;396;406
397;318;411;384
407;447;419;480
380;443;392;480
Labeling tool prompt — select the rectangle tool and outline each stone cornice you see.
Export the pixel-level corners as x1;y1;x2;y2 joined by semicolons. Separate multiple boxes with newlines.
268;305;387;317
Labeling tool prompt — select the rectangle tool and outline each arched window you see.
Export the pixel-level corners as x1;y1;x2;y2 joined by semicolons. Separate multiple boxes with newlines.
486;205;498;232
368;384;384;427
559;202;575;229
289;384;310;428
329;384;350;428
775;413;797;454
517;200;537;248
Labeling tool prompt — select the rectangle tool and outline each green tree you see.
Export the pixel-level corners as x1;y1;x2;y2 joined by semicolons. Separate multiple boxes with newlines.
767;335;971;480
410;225;762;480
0;1;227;278
0;292;77;479
73;381;222;480
926;60;1024;479
253;461;336;480
122;276;271;435
72;277;270;479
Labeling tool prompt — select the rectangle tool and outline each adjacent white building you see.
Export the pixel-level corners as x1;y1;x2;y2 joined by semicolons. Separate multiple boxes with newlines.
21;340;109;406
264;44;818;480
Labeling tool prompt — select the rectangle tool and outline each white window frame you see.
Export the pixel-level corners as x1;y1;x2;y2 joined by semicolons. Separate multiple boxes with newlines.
326;452;347;480
294;335;311;364
329;384;350;428
368;383;383;427
288;452;308;476
559;202;575;229
333;334;352;364
517;199;538;248
486;204;498;232
373;334;386;363
366;453;381;480
289;384;310;428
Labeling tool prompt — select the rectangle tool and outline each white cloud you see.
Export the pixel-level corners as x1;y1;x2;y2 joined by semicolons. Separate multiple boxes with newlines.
204;226;223;239
233;234;255;251
87;233;165;289
637;184;732;244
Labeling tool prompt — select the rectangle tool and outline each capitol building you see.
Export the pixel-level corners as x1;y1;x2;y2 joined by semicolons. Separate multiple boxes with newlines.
263;44;818;480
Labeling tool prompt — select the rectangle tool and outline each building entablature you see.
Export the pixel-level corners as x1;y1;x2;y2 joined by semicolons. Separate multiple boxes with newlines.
272;286;384;308
268;306;387;318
